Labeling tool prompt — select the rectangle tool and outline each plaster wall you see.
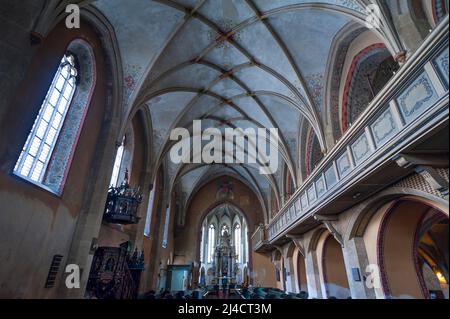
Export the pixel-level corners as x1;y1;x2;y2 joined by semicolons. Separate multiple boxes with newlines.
98;224;131;247
378;201;428;299
0;0;46;122
252;252;277;289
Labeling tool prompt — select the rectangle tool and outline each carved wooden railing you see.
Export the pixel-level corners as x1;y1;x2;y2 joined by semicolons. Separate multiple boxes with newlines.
267;18;449;244
251;224;268;251
86;242;144;299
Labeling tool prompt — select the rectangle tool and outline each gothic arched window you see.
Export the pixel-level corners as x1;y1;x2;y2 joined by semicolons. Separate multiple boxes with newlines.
110;136;125;187
234;224;242;263
162;205;170;248
14;54;77;184
207;224;215;263
13;40;95;195
244;225;248;263
200;225;206;263
144;183;155;237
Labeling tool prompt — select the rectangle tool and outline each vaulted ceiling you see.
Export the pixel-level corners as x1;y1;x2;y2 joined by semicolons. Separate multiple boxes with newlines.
91;0;399;219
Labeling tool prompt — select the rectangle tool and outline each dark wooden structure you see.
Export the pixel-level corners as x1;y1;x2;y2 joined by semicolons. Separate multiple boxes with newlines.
86;242;144;299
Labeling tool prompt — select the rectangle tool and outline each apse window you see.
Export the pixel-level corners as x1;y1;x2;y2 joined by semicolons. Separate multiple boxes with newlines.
14;54;78;189
207;224;215;263
200;225;206;263
234;224;241;263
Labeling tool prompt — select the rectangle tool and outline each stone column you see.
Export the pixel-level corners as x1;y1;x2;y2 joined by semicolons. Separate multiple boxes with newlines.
304;250;323;299
285;257;297;293
342;237;376;299
59;128;119;299
228;254;232;278
215;252;219;280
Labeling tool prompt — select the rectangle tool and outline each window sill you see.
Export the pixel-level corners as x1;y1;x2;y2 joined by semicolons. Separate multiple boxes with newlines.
11;172;62;198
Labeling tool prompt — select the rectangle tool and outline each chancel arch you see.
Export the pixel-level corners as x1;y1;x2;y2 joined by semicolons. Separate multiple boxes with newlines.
172;174;276;290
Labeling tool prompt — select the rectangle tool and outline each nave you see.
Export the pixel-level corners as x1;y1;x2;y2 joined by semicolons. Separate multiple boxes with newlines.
0;0;448;300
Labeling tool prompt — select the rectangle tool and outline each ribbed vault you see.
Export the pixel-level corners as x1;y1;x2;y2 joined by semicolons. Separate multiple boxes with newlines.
85;0;403;218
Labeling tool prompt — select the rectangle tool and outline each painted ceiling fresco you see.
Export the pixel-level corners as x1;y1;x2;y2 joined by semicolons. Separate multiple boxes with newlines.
92;0;387;219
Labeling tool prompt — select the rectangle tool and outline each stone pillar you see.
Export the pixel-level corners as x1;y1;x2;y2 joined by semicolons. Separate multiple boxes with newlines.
342;237;376;299
228;254;232;278
285;257;297;293
215;252;219;280
304;250;323;299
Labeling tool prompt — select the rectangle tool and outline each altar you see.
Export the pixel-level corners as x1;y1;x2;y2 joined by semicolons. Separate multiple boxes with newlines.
211;228;238;287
